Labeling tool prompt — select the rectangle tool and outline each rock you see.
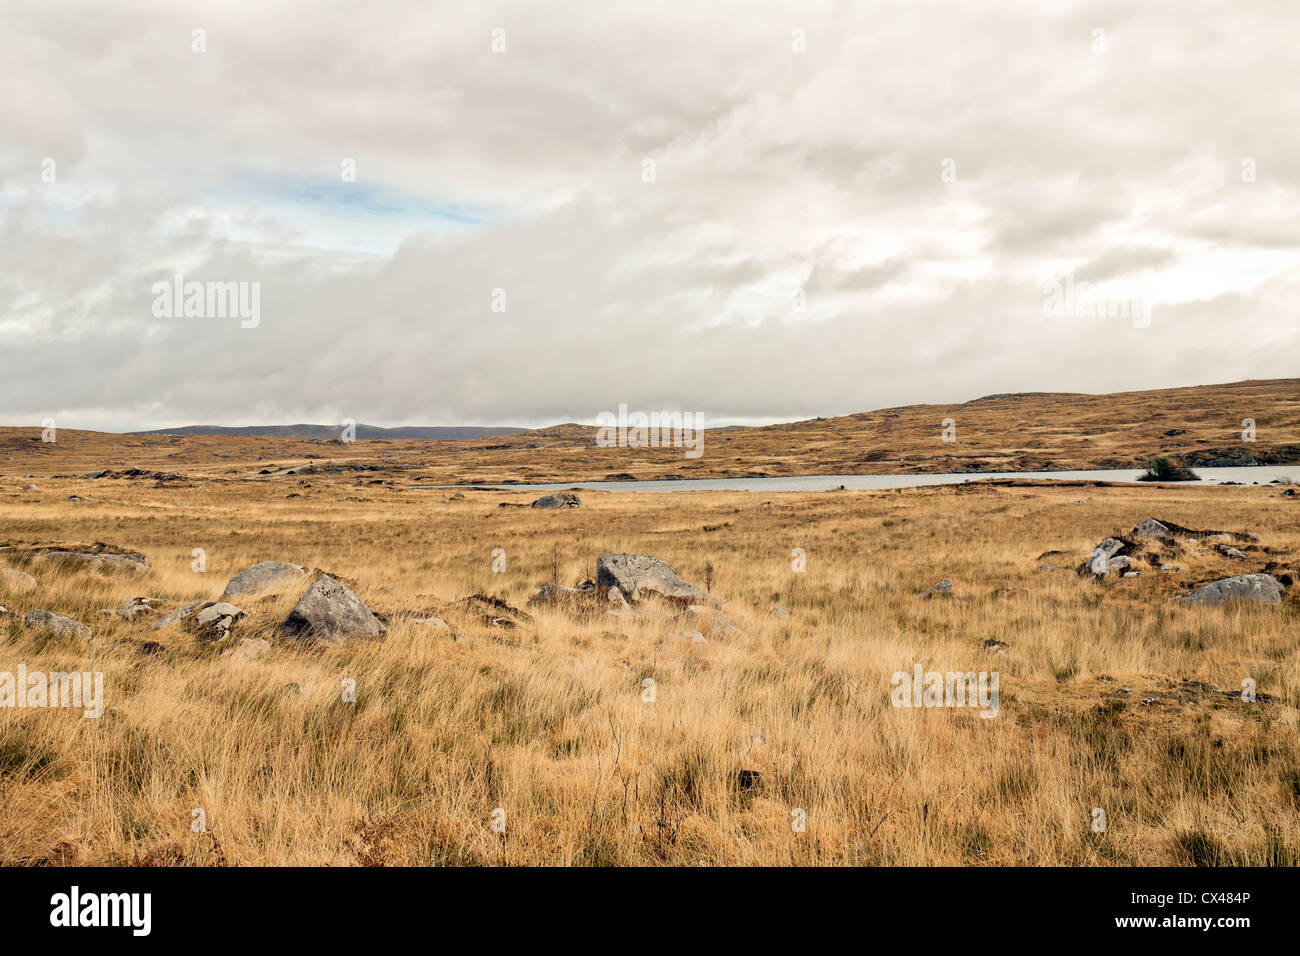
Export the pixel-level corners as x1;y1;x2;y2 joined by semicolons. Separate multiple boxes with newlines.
916;577;953;599
0;605;7;616
982;638;1009;654
34;547;150;573
769;604;790;618
220;561;308;602
231;638;270;660
531;492;581;509
23;609;91;639
527;583;597;608
0;567;37;592
414;616;449;629
194;602;246;639
1095;538;1127;559
1132;518;1172;538
607;587;629;608
101;597;162;621
280;575;386;643
1123;571;1139;578
666;629;706;644
596;554;715;606
1214;544;1247;560
1083;538;1131;577
1182;574;1285;607
150;601;207;631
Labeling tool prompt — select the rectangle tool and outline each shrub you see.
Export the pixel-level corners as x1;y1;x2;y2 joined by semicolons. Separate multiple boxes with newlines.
1138;456;1197;482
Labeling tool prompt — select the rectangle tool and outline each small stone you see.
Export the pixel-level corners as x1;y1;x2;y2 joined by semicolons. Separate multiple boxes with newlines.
23;609;92;639
769;604;790;618
916;577;953;599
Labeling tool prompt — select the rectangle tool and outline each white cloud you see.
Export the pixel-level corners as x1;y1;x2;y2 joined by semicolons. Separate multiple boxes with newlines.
1;0;1298;431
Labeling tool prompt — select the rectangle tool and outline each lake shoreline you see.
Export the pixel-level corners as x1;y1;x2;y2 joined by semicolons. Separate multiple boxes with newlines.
412;464;1300;494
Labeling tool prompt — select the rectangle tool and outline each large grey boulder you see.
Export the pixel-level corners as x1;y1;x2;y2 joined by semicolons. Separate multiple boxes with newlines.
220;561;308;601
1182;574;1285;607
596;554;716;605
23;609;91;639
1132;518;1172;538
0;567;37;592
280;575;386;643
531;492;581;509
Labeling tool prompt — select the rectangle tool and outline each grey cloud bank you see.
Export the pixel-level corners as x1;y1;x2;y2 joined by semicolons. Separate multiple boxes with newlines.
2;0;1298;431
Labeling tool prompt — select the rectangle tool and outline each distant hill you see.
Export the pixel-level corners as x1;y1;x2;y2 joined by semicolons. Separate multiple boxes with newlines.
5;378;1297;483
132;424;527;440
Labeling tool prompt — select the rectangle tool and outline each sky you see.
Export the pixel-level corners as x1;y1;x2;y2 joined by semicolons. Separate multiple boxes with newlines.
1;0;1297;431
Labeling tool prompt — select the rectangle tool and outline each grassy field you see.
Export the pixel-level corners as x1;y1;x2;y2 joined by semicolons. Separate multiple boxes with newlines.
2;465;1299;866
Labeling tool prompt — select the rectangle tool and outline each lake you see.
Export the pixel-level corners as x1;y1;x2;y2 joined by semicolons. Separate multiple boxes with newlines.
413;465;1300;493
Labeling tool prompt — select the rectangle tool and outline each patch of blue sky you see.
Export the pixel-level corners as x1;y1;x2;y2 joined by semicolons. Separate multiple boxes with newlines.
202;168;500;256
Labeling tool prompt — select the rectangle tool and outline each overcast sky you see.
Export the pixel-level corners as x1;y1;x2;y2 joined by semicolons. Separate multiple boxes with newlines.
2;0;1297;431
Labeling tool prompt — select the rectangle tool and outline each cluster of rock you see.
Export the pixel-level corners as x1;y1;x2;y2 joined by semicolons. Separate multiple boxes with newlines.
1;545;388;648
1065;517;1290;606
528;553;748;642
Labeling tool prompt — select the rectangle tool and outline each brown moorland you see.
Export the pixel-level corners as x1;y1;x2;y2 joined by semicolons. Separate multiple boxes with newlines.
2;378;1297;485
1;436;1298;865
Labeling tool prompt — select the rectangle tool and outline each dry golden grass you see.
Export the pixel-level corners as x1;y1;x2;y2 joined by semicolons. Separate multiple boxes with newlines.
2;466;1299;866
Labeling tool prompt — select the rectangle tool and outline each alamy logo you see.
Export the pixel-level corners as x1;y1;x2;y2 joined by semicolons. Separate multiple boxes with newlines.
0;666;103;718
1042;268;1150;328
151;273;260;328
595;404;705;459
890;665;999;718
50;886;151;936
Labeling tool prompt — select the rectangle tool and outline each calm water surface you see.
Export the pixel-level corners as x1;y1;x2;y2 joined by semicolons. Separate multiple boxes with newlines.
413;465;1299;494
